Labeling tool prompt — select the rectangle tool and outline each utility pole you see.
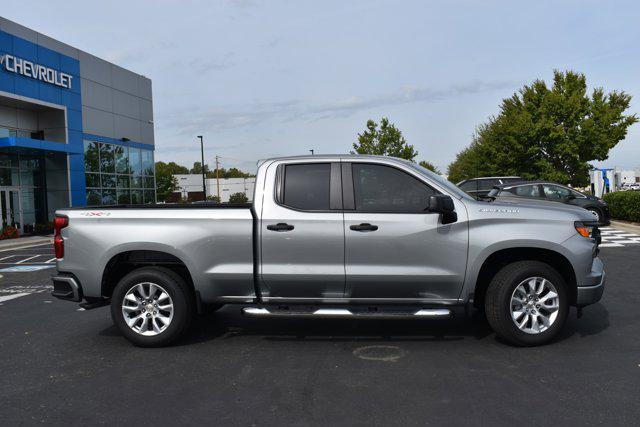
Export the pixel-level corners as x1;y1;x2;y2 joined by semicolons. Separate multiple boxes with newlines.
197;136;206;200
215;155;221;201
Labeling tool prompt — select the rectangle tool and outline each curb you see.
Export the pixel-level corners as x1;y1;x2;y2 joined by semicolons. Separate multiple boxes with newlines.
610;220;640;234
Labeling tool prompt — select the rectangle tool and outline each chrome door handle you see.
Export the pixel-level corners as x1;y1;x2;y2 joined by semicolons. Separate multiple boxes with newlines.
267;223;295;232
349;223;378;232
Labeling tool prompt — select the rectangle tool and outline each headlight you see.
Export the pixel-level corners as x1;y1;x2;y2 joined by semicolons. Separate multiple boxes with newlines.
575;221;600;240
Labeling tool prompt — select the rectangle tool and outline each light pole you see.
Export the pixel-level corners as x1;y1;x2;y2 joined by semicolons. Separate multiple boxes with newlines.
197;135;206;200
309;149;314;155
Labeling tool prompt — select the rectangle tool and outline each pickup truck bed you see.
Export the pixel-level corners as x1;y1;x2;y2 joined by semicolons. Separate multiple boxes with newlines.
54;204;258;306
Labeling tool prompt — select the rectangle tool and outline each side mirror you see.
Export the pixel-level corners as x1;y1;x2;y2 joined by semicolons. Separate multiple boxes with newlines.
428;195;457;224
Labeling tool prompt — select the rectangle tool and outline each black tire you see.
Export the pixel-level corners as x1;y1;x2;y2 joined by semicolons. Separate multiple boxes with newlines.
485;261;569;346
110;267;194;347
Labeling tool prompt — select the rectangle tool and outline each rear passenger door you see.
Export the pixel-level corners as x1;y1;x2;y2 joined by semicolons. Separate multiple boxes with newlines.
259;161;345;301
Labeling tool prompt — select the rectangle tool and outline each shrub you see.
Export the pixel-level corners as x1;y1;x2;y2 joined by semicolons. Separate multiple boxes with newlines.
33;222;54;235
0;225;20;240
228;192;249;204
603;191;640;222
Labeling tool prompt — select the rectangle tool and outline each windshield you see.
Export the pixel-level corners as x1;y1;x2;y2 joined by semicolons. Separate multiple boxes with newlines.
401;160;473;200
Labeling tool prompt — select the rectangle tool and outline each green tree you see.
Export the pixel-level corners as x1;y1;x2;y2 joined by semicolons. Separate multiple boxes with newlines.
206;195;221;203
190;162;210;175
447;70;637;186
418;160;441;174
208;167;255;179
154;161;179;202
352;117;418;161
446;142;484;184
228;192;249;204
165;162;189;174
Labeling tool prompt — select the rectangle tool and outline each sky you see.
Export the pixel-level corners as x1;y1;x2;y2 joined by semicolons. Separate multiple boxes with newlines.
3;0;640;173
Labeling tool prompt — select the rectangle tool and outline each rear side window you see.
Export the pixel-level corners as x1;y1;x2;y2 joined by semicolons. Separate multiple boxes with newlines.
542;184;571;199
352;164;435;212
459;181;478;191
460;179;495;191
283;163;331;210
503;185;541;197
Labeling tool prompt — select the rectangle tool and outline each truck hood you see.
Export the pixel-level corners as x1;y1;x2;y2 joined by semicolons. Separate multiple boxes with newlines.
472;197;594;222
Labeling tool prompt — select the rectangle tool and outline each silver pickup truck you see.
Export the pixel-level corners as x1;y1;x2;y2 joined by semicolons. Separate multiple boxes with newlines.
51;155;605;347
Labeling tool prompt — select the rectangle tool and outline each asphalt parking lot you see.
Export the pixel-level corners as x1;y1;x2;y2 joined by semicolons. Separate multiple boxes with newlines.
0;236;638;426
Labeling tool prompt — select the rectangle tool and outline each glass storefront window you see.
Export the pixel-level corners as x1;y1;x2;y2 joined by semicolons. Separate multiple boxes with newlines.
142;150;154;176
115;146;129;174
131;175;143;189
84;141;100;172
117;175;130;189
0;153;18;168
117;189;130;204
87;189;101;206
101;174;116;188
144;190;155;204
100;144;115;173
83;141;155;206
0;168;18;186
20;158;40;170
131;190;142;205
144;176;155;189
129;148;142;176
85;173;100;188
102;189;116;205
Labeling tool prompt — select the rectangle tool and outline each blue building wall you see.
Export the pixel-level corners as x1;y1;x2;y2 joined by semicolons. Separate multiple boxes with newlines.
0;29;85;205
0;29;154;207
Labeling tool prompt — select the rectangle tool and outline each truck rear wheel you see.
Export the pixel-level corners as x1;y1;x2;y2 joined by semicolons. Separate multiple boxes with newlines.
110;267;194;347
485;261;569;346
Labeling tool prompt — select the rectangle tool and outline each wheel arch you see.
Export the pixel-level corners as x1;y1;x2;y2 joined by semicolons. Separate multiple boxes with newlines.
101;250;197;305
472;247;577;309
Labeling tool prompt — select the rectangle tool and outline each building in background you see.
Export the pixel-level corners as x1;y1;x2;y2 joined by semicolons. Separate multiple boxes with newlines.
172;174;256;203
0;17;155;234
589;167;640;197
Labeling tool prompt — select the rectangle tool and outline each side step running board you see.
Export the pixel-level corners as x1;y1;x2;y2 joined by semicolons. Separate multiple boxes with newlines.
242;307;453;320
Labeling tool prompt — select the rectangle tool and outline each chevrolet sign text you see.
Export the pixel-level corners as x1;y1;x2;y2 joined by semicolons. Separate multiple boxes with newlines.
0;54;73;89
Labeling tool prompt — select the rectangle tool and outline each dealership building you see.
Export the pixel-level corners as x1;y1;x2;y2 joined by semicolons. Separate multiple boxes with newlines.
0;17;155;234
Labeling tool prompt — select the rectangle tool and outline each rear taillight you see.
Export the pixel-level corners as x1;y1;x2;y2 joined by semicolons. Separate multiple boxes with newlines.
54;216;69;259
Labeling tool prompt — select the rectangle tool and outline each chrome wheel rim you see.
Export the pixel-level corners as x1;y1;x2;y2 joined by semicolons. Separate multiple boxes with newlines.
589;209;601;222
510;277;559;334
121;282;174;336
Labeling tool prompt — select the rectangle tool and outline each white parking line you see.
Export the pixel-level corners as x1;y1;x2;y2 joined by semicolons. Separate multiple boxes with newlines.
45;258;56;263
0;255;15;261
0;242;52;252
0;292;31;302
15;255;39;264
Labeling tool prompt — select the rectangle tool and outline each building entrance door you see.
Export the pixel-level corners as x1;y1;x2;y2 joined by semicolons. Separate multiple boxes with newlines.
0;187;22;234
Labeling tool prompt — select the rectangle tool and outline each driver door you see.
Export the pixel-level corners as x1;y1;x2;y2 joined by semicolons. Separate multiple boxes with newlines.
342;162;468;302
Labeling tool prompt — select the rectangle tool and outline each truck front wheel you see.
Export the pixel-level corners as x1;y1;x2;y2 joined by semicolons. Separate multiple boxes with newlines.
485;261;569;346
110;267;194;347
